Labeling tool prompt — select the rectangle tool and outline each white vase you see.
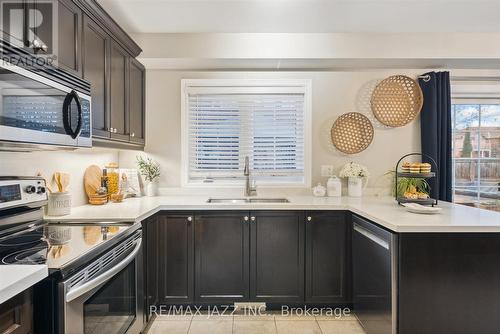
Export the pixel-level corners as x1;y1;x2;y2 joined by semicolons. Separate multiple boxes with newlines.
146;181;159;197
348;177;363;197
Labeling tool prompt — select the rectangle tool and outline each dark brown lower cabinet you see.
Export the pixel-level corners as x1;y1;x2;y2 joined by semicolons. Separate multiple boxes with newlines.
398;233;500;334
195;212;250;303
143;216;159;321
250;211;305;303
149;210;350;307
0;289;32;334
158;213;195;305
305;211;350;304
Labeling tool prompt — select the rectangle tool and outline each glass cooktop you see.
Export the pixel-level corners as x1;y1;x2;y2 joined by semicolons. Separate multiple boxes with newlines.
0;222;135;270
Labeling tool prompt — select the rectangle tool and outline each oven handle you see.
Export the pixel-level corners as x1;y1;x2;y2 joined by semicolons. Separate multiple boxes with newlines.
65;238;142;302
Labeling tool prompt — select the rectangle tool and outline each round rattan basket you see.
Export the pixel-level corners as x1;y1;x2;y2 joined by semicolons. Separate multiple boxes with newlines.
370;75;423;127
331;112;374;154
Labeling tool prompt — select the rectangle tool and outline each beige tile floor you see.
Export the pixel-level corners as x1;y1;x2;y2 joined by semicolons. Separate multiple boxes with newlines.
146;312;366;334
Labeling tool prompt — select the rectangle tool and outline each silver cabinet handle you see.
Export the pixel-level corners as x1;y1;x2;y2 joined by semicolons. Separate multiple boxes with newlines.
131;132;135;137
187;216;192;222
307;216;312;222
65;238;142;302
250;216;255;222
243;216;249;221
114;128;118;133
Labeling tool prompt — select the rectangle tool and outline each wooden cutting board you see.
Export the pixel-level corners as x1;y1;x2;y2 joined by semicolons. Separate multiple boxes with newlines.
84;165;102;198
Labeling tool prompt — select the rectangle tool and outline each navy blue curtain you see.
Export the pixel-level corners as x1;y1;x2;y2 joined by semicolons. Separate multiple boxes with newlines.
418;71;452;202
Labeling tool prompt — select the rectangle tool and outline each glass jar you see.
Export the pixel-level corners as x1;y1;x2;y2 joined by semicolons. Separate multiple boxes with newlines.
105;163;120;196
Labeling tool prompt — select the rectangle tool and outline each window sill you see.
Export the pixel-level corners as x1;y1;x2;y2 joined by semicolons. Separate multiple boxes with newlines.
183;182;310;189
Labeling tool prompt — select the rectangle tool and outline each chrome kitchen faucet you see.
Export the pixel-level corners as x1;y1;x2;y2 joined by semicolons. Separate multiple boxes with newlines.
244;156;257;197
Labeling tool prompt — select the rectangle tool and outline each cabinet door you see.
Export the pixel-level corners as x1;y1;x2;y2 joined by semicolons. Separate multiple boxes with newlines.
195;212;250;303
128;58;145;145
158;213;195;304
0;289;32;334
143;216;159;322
109;40;129;141
305;211;350;303
83;15;109;138
1;1;28;50
1;1;50;54
250;211;305;303
57;0;82;76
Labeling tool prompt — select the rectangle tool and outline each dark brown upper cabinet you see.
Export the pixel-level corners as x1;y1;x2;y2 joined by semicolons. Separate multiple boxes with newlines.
56;0;145;149
195;212;250;303
57;0;82;77
157;213;195;305
305;211;350;304
83;15;109;138
250;211;305;303
109;40;129;142
1;1;53;55
128;58;145;145
0;0;145;149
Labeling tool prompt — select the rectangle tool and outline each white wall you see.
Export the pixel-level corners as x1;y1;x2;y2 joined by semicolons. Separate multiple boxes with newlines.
0;148;119;206
119;70;424;194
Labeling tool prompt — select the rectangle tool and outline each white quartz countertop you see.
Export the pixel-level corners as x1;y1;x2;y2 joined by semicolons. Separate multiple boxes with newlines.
45;195;500;233
0;265;47;304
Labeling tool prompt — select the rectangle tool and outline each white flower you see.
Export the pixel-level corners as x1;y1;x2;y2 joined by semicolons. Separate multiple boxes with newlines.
339;162;370;178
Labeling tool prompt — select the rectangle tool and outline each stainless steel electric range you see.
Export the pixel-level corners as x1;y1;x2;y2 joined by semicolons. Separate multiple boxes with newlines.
0;176;144;334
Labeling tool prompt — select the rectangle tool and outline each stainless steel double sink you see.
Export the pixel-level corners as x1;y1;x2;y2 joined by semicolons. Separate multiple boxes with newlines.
206;198;290;204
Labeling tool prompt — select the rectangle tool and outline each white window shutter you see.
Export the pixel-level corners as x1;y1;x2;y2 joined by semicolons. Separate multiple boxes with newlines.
186;85;307;184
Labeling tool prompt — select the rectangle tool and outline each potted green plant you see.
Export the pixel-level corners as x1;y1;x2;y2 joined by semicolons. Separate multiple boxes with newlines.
136;156;161;196
386;171;431;199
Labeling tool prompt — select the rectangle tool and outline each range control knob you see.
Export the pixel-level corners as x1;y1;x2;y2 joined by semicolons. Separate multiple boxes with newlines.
37;186;46;194
25;185;36;194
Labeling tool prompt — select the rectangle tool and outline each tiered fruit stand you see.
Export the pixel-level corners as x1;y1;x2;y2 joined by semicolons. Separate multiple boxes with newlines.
395;153;438;207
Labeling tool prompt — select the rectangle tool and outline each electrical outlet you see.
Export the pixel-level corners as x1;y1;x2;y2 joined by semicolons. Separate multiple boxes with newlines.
321;165;335;177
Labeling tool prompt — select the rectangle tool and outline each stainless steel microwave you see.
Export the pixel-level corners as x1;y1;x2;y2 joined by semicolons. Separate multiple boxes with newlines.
0;60;91;150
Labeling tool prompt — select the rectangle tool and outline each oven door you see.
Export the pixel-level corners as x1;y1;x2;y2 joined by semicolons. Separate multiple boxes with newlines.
58;231;143;334
0;60;91;149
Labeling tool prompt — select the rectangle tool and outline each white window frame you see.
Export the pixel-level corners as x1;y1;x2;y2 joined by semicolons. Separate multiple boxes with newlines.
451;78;500;205
181;79;312;188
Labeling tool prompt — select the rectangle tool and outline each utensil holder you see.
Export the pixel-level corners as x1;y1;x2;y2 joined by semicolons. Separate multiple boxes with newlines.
47;192;72;216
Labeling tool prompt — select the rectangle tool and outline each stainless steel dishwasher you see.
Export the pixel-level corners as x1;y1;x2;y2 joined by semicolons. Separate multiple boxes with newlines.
352;215;398;334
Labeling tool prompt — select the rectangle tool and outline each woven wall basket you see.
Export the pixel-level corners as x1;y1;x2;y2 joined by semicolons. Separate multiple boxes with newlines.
331;112;374;154
370;75;424;127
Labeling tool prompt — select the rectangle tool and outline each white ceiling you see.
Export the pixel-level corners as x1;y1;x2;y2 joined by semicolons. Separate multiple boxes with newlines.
98;0;500;34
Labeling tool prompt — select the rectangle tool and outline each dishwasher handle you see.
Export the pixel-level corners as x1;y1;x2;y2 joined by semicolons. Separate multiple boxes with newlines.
353;223;390;250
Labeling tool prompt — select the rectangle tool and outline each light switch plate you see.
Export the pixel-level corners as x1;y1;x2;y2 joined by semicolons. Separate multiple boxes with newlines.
321;165;334;177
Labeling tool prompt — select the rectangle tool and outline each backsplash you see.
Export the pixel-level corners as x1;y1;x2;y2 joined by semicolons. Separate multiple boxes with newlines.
0;148;119;206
